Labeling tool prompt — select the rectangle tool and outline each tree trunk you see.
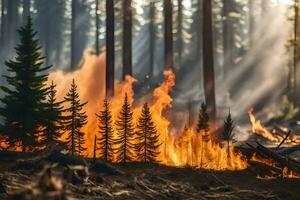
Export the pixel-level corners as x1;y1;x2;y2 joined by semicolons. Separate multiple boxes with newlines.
248;0;255;47
22;0;30;22
6;0;20;55
106;0;115;97
294;0;300;104
227;140;230;158
202;0;216;120
164;0;174;70
261;0;270;18
222;0;234;79
95;0;100;55
177;0;183;69
149;0;156;77
0;0;5;46
71;0;78;70
122;0;132;80
93;135;97;162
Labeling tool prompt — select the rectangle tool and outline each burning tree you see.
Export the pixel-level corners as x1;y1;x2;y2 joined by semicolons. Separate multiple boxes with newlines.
222;111;235;158
0;17;51;151
63;79;88;157
135;103;161;163
196;103;210;167
96;99;114;161
41;81;65;149
115;93;135;163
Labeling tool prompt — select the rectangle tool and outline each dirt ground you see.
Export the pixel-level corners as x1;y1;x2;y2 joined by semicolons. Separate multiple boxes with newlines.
0;153;299;200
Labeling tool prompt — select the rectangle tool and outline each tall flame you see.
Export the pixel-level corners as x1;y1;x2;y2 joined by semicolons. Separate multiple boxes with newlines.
47;52;248;170
248;108;300;144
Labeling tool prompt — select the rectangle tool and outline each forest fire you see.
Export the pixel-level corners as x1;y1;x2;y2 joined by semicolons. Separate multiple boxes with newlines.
248;108;300;145
47;53;248;170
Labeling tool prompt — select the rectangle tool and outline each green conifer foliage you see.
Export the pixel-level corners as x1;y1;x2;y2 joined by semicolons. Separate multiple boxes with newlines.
0;17;51;151
222;111;235;158
115;93;135;163
41;81;65;149
135;103;161;163
63;79;88;157
96;99;114;161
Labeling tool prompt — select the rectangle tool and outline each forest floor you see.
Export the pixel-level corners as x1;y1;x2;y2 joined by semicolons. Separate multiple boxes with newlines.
0;151;299;200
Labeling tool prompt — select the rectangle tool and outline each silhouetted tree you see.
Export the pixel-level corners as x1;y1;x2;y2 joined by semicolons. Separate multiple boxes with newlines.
63;79;88;157
135;103;161;163
123;0;133;80
222;111;235;158
106;0;115;97
96;99;114;161
0;17;51;151
196;103;210;167
115;93;135;163
196;103;209;134
202;0;216;120
164;0;174;70
41;81;65;149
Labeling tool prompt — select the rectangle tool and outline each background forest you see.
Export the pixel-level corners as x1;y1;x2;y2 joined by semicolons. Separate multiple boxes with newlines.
0;0;298;125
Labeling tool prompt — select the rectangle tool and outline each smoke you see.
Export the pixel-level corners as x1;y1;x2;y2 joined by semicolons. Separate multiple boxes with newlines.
48;49;106;152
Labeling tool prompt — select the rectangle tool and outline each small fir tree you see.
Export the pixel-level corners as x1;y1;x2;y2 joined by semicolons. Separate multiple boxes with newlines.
115;93;135;163
0;17;51;151
222;111;235;158
41;81;65;149
135;103;161;163
196;103;210;167
196;103;210;134
63;79;88;157
96;99;114;161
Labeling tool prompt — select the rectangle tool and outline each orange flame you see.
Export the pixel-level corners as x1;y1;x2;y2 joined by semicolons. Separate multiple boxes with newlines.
248;108;300;144
46;52;248;170
252;153;300;179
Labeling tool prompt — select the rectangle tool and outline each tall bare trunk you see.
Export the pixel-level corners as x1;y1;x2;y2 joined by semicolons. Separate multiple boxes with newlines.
22;0;30;22
222;0;234;79
149;1;155;77
122;0;132;80
294;0;300;104
248;0;255;47
71;0;77;70
0;0;5;47
177;0;183;69
95;0;100;55
106;0;115;97
202;0;216;120
164;0;174;70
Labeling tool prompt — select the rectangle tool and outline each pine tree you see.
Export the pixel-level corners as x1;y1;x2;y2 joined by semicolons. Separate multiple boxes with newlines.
115;93;135;163
222;111;235;158
96;99;114;161
135;103;161;163
196;103;210;134
0;17;51;151
63;79;88;157
196;103;210;167
41;81;65;149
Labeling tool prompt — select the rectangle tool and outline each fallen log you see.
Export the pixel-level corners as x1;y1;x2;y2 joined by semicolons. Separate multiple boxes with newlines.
255;142;300;174
276;130;291;150
277;145;300;156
